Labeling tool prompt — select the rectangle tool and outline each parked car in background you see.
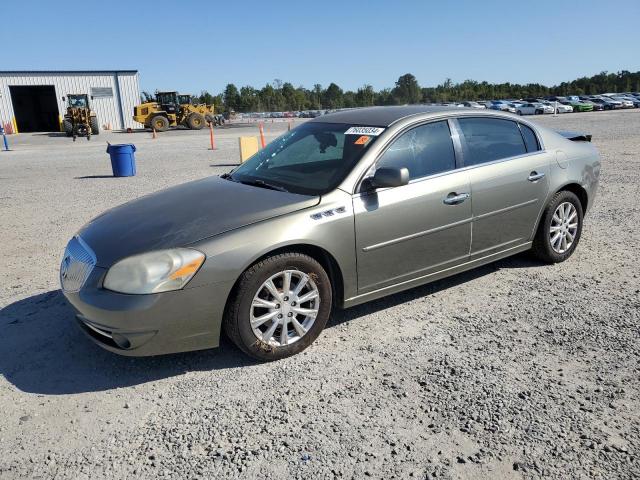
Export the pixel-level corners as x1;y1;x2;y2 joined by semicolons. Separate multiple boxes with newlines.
551;102;573;113
589;96;622;110
610;96;637;108
563;99;594;112
578;99;604;111
515;103;545;115
619;96;640;107
534;102;555;114
487;100;512;112
60;106;601;360
535;100;561;113
459;101;486;109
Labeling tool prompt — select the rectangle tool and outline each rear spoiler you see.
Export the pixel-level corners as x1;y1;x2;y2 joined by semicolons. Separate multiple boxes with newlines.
556;130;592;142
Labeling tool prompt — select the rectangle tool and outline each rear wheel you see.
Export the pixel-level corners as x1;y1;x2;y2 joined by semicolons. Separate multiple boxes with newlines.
90;116;99;135
151;115;169;132
223;253;332;361
532;191;583;263
517;110;523;115
187;112;205;130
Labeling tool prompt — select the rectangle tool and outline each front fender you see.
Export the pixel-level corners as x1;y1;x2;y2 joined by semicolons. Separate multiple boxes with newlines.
186;189;358;303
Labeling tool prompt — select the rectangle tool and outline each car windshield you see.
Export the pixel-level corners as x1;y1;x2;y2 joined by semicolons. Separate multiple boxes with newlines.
229;122;382;196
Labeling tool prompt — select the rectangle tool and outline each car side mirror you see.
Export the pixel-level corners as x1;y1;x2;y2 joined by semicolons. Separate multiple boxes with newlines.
367;167;409;190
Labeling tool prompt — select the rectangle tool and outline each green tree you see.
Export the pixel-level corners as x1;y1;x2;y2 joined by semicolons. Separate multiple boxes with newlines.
355;85;375;106
312;84;323;109
281;82;297;110
223;83;240;112
239;86;261;112
323;83;344;109
393;73;422;104
197;90;214;104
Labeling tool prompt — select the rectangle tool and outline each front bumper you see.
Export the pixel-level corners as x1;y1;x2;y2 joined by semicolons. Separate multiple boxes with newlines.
63;266;228;356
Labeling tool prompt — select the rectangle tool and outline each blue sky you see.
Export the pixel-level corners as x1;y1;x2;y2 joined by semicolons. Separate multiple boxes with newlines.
2;0;639;94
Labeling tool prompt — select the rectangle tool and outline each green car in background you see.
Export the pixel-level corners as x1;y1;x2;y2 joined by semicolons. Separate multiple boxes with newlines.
564;97;594;112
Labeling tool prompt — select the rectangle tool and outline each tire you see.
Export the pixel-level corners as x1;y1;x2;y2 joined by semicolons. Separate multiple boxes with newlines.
535;109;543;115
63;119;73;137
223;252;333;361
532;191;584;264
187;112;205;130
204;114;214;125
90;116;99;135
151;115;169;132
517;110;522;116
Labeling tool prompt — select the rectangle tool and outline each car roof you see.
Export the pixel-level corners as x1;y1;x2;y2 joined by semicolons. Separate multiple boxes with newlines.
309;105;463;127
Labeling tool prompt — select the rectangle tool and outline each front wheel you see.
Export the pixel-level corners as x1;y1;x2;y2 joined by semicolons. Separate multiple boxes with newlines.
223;253;332;361
90;116;100;135
187;112;205;130
532;191;584;263
63;119;73;136
151;115;169;132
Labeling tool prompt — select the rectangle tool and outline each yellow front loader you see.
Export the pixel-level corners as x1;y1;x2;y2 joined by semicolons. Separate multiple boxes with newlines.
63;94;99;141
133;91;222;132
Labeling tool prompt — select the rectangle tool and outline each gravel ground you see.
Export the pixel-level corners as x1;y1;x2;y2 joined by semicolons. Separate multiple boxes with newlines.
0;111;638;479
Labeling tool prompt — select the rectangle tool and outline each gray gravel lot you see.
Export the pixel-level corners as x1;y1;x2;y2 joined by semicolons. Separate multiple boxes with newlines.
0;111;639;479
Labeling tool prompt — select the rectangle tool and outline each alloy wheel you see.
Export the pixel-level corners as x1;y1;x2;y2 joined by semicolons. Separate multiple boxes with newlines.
549;202;578;254
250;270;320;347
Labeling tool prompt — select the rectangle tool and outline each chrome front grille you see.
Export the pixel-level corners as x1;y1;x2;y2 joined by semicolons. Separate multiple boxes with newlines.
60;236;96;293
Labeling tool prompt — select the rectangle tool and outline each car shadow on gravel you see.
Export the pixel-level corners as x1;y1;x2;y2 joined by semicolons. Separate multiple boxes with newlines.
0;254;545;396
330;253;546;325
0;291;254;395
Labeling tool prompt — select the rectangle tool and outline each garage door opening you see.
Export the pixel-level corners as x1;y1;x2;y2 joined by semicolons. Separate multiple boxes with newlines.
9;85;60;132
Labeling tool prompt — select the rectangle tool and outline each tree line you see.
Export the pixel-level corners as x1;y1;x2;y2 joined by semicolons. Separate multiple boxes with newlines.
141;70;640;113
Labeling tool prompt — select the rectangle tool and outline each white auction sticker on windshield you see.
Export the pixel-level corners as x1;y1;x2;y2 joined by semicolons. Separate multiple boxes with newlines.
344;126;385;136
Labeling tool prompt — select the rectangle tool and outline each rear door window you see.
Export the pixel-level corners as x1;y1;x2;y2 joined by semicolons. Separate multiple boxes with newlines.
457;117;527;166
519;124;541;152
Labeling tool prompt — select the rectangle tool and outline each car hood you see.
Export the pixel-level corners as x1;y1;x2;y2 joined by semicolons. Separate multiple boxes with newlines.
78;176;320;267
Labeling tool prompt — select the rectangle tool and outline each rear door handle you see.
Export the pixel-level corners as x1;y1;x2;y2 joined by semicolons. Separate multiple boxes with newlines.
443;192;470;205
528;171;545;182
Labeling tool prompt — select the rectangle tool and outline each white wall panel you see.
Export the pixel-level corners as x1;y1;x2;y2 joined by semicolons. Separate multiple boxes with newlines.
0;71;140;131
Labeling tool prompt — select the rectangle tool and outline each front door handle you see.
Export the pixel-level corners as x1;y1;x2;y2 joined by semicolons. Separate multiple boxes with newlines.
528;171;545;182
443;192;470;205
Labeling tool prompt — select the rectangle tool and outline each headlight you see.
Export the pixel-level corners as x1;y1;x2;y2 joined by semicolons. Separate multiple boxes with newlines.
103;248;205;294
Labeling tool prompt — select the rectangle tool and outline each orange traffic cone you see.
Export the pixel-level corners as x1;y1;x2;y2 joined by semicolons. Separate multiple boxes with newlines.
209;123;217;150
258;123;266;148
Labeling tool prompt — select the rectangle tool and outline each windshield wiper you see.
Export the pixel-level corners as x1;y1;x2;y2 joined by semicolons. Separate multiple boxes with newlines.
236;178;289;193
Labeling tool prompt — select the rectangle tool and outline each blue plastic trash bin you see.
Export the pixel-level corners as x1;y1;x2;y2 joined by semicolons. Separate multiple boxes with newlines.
106;144;136;177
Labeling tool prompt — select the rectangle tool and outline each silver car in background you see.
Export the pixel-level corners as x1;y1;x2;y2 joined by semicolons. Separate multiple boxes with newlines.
61;106;600;360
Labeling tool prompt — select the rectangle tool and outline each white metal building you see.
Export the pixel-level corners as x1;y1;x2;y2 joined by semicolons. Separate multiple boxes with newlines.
0;70;140;133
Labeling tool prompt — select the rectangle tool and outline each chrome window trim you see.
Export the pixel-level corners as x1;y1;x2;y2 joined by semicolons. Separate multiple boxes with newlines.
352;112;546;195
354;117;459;194
353;148;547;199
452;116;544;168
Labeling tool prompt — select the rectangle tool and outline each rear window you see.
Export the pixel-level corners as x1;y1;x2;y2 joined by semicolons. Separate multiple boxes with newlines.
457;118;527;166
519;124;540;152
